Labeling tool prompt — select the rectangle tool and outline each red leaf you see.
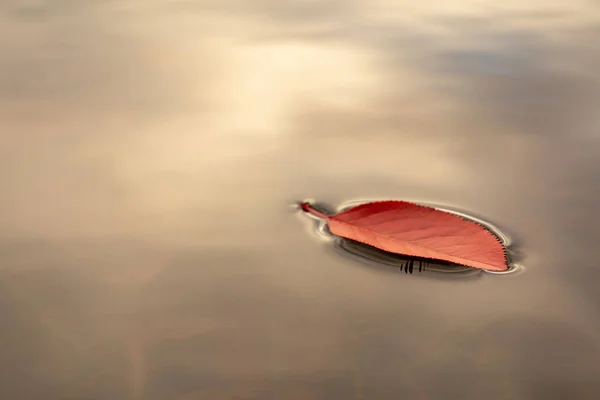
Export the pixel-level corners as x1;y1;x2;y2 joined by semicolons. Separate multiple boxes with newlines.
300;200;508;271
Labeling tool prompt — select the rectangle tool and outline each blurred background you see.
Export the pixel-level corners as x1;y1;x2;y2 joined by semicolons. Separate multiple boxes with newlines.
1;1;600;399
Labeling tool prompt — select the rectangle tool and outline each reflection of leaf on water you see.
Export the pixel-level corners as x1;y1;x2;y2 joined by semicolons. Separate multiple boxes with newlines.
334;237;476;275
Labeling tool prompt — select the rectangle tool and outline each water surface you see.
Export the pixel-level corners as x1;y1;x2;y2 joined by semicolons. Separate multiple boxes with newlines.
1;1;600;399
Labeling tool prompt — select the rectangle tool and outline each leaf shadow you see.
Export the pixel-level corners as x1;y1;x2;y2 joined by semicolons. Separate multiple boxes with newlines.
331;238;483;281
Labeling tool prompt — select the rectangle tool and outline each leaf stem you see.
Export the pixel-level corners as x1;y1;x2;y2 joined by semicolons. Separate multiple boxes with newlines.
299;202;330;219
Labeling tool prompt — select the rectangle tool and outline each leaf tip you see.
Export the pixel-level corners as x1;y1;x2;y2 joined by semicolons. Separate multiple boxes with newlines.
298;201;330;219
299;202;311;212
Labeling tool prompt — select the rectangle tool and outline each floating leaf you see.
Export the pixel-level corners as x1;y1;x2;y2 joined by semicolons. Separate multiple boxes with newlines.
300;200;508;271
